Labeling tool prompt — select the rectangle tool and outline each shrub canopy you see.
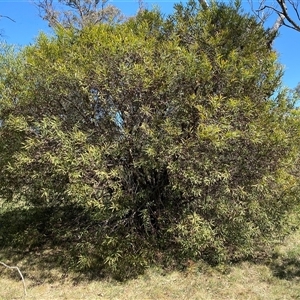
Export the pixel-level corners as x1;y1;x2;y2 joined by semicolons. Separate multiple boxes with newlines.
1;0;300;278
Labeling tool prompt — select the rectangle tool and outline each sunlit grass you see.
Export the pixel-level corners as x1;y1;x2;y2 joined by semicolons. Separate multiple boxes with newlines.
1;198;300;299
1;229;300;300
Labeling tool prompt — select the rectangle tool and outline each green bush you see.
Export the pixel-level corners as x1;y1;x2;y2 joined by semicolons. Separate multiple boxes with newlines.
1;1;300;279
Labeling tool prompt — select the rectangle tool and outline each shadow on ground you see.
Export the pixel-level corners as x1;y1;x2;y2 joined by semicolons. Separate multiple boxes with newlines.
0;205;108;284
3;204;300;285
269;253;300;281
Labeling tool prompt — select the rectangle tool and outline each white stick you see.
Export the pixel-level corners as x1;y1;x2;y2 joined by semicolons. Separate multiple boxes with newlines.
0;261;27;298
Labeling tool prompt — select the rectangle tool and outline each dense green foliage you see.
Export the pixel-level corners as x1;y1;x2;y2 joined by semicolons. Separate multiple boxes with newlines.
1;1;300;279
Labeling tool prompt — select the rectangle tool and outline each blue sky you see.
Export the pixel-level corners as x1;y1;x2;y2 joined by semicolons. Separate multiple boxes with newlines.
0;0;299;89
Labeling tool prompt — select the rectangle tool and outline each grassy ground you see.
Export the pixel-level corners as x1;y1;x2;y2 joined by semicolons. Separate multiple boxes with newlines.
1;230;300;300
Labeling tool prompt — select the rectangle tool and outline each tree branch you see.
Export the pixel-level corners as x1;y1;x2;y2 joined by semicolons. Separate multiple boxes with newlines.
0;261;27;299
198;0;209;10
277;0;300;31
251;0;300;33
270;13;285;34
0;15;16;22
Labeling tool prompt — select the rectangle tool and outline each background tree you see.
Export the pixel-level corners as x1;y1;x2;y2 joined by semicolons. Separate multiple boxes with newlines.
35;0;123;29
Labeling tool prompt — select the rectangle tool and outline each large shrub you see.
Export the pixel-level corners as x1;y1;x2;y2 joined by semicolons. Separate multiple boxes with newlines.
1;1;300;278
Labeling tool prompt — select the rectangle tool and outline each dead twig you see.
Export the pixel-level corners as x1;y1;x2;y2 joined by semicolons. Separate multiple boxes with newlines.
0;15;16;22
0;261;27;299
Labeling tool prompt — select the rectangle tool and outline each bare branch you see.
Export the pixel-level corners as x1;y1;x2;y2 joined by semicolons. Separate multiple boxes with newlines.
251;0;300;33
290;1;300;20
0;262;27;299
35;0;61;28
270;13;285;33
137;0;145;12
0;15;16;23
34;0;123;29
277;0;300;30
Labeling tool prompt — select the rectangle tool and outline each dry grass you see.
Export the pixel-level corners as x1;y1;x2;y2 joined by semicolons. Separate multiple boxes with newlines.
1;246;300;300
1;262;300;300
1;196;300;300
